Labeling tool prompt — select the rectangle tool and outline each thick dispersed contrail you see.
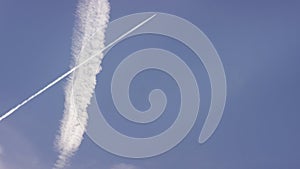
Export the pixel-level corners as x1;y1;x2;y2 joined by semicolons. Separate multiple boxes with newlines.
0;7;156;168
0;2;156;166
0;13;157;123
53;0;110;168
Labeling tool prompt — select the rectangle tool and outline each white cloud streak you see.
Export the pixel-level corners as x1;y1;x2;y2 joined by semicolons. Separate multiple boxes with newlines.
53;0;110;168
0;4;156;168
0;11;156;123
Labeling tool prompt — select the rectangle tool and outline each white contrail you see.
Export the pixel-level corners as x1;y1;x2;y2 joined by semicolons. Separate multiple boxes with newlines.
53;0;110;168
0;9;156;168
0;13;157;123
0;3;155;168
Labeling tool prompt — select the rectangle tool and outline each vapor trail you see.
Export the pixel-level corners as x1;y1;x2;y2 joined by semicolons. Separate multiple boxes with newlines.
0;2;155;167
0;13;157;123
53;0;110;168
55;11;157;168
0;9;156;168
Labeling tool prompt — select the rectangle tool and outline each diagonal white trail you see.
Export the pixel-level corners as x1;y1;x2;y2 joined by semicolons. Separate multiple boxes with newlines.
0;14;156;123
0;1;156;167
0;2;156;167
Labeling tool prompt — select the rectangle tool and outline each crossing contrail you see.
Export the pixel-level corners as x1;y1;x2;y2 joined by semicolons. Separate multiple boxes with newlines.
54;0;110;169
53;0;110;168
0;14;157;123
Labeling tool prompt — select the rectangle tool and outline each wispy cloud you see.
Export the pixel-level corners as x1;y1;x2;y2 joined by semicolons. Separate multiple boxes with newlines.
0;145;4;169
54;0;110;168
111;163;139;169
0;145;3;156
0;136;46;169
0;160;5;169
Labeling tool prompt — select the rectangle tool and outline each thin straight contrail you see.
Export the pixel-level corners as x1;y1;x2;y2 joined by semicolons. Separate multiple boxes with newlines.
0;13;157;122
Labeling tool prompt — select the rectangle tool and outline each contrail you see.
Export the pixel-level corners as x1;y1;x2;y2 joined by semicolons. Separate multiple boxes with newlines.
0;13;157;123
53;0;110;168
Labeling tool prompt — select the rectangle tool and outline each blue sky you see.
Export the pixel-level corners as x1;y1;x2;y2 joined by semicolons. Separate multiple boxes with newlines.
0;0;300;169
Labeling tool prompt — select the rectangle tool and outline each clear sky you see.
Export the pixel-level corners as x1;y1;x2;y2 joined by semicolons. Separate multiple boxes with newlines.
0;0;299;169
